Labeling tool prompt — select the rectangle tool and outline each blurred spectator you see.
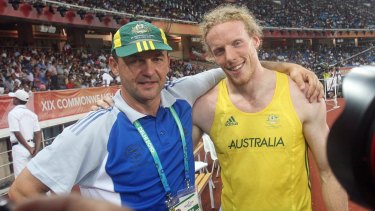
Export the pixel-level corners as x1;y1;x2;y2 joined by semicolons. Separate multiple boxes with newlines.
101;70;113;87
47;60;58;90
63;42;72;55
8;89;42;178
0;78;5;94
65;76;75;89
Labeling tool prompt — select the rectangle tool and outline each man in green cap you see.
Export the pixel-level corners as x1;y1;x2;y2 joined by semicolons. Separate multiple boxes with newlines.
9;21;322;211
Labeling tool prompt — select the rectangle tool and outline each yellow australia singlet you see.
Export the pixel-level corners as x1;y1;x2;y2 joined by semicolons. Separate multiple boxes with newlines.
210;72;311;211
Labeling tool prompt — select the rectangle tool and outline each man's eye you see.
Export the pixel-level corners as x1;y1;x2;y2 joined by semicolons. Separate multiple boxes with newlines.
234;40;242;46
125;58;140;64
213;49;224;56
152;57;163;62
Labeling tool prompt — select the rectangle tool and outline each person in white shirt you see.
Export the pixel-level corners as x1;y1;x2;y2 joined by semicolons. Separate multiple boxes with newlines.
8;89;42;177
101;69;114;86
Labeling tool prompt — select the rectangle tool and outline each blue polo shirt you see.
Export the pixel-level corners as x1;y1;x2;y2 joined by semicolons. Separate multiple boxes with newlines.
28;68;225;211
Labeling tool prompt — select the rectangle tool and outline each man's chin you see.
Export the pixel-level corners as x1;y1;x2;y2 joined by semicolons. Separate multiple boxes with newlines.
138;91;161;101
227;76;249;86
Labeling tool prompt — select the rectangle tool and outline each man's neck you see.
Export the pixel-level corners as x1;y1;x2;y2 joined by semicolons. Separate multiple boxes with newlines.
120;91;161;116
226;68;276;112
229;67;274;95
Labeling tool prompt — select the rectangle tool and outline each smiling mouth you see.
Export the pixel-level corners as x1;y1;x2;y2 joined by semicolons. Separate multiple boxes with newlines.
226;63;244;72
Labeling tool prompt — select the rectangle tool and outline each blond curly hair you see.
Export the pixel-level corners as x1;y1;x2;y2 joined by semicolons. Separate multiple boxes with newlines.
200;4;263;54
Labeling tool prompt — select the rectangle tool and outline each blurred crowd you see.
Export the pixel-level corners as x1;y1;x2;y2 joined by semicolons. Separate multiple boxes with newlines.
0;47;212;95
61;0;375;29
1;42;374;95
259;43;375;76
0;48;114;94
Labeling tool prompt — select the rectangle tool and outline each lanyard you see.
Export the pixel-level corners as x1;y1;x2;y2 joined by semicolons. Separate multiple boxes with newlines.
133;106;191;200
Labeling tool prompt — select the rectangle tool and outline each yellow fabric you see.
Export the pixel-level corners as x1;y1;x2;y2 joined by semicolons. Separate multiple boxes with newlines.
142;41;149;51
149;41;155;50
136;42;142;52
159;28;167;44
113;30;122;49
323;72;331;79
210;72;311;211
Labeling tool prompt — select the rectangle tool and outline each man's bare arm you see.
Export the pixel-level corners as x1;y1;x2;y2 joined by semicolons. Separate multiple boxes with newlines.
192;125;203;149
9;168;50;203
33;131;42;157
13;194;131;211
303;101;348;211
14;132;33;155
192;86;218;139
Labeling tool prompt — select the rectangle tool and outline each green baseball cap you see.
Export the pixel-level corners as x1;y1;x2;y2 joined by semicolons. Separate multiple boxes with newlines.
112;21;172;57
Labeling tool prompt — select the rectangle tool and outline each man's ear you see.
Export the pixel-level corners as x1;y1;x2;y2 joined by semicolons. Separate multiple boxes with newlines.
109;57;119;76
252;36;261;49
166;53;171;70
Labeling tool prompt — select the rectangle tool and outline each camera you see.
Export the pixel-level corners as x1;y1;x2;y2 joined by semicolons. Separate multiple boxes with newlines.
327;66;375;208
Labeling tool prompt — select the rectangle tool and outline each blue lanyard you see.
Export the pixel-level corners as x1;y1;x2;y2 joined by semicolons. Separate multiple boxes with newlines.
133;106;191;200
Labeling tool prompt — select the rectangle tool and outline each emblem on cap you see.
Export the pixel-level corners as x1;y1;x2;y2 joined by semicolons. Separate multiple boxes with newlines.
132;23;151;34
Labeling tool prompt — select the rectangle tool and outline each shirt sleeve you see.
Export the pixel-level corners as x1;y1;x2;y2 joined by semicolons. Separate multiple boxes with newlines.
8;112;20;132
165;68;225;105
27;110;112;193
33;113;41;132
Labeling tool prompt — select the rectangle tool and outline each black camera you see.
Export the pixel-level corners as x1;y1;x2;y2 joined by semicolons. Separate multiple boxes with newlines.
327;66;375;208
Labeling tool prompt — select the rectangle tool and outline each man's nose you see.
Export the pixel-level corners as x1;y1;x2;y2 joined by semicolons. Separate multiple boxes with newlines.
225;46;237;63
140;59;156;75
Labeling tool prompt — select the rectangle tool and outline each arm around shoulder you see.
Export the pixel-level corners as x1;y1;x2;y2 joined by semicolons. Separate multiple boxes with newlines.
260;61;305;75
262;61;323;102
171;68;225;105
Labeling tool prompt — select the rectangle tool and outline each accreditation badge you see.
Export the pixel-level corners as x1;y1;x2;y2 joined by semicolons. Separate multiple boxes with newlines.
169;186;201;211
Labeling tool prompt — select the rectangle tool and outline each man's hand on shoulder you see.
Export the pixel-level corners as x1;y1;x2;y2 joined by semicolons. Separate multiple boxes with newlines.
289;67;324;103
91;96;114;111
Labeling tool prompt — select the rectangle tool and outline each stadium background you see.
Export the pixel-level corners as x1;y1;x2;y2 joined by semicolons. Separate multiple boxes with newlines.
0;0;374;210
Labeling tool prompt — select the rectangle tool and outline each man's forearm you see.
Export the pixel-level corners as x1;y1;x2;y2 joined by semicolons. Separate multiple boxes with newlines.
260;61;301;74
321;172;348;211
34;131;42;153
14;132;32;151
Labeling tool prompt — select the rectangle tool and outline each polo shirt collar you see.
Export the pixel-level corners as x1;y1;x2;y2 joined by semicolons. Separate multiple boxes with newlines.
113;89;176;123
14;105;27;109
